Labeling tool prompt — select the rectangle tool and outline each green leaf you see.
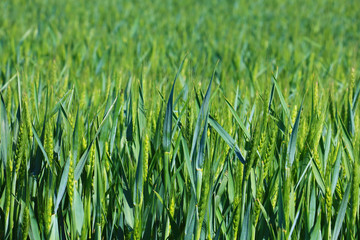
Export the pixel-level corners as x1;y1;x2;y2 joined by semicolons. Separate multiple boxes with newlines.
0;73;17;92
339;116;354;162
182;136;196;196
163;56;186;152
352;82;360;112
332;183;350;240
272;75;291;125
125;77;133;142
227;158;235;203
258;198;276;239
185;195;196;239
54;155;70;213
123;190;134;228
287;101;303;167
323;124;332;170
331;148;342;195
190;72;214;165
49;215;59;240
268;83;275;112
214;221;223;240
288;206;302;240
137;81;146;138
348;100;355;136
196;112;208;170
224;98;250;139
73;188;84;234
311;158;326;194
134;141;143;202
308;185;316;229
310;212;322;240
0;94;9;169
72;109;80;163
240;202;251;240
29;205;41;240
195;113;209;200
278;178;286;230
209;116;245;163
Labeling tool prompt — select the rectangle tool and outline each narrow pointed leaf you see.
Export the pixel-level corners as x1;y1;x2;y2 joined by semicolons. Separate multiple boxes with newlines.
332;183;350;240
225;98;250;139
287;101;303;167
163;57;186;152
209;116;245;163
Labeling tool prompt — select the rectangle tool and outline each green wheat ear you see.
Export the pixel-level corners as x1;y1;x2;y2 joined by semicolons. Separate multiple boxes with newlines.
6;86;11;114
15;121;26;175
168;192;175;234
44;184;53;237
325;186;332;223
44;122;54;167
143;133;150;181
4;157;12;221
291;105;298;126
67;151;74;207
233;160;244;239
21;204;29;240
313;81;319;117
336;178;343;200
263;120;276;180
271;178;279;210
133;207;142;240
349;68;355;104
104;142;110;173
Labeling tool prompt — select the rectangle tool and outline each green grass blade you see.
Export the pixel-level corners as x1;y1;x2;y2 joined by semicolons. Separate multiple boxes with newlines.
0;94;9;169
287;101;303;167
272;75;291;125
189;73;213;164
240;202;251;240
29;205;41;240
163;57;186;152
54;155;70;213
332;183;351;240
73;188;84;234
224;98;250;139
209;116;245;163
331;148;342;195
311;158;326;194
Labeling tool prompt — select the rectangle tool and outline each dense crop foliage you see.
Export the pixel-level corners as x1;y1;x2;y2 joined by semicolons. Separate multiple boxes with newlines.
1;0;360;239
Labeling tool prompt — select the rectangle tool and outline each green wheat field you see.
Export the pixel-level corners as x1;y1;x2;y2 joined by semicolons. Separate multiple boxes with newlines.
1;0;360;239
